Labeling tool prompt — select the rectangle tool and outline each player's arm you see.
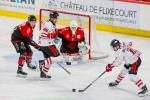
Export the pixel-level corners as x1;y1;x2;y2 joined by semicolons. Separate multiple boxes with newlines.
129;48;141;57
122;41;133;51
127;47;141;63
40;22;56;39
124;41;141;60
48;28;63;47
106;53;123;72
20;24;40;50
25;37;40;50
112;55;123;67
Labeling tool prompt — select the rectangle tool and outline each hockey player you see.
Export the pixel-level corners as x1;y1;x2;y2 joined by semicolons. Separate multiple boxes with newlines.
57;20;89;65
38;12;63;79
11;15;41;77
105;39;148;97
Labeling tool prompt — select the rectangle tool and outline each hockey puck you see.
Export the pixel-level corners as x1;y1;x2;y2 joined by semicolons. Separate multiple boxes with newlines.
72;88;76;92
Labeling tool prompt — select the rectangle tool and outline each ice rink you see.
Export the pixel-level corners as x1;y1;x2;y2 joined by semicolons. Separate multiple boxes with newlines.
0;16;150;100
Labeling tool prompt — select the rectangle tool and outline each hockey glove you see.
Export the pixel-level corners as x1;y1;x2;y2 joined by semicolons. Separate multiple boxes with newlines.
78;42;89;55
106;64;114;72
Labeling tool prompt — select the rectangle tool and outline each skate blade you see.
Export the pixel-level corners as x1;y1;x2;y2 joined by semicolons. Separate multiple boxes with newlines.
40;78;51;81
16;74;27;78
108;85;118;88
28;67;39;72
138;92;149;97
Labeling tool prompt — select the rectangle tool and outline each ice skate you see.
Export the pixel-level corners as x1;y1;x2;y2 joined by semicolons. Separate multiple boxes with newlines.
66;62;71;65
16;67;27;78
138;85;149;97
40;71;51;81
109;80;119;87
27;63;37;70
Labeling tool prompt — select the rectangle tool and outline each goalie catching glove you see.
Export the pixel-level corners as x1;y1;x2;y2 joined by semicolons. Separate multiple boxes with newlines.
78;41;89;55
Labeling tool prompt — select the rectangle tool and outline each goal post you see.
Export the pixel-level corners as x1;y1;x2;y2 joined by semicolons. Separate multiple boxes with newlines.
39;9;109;60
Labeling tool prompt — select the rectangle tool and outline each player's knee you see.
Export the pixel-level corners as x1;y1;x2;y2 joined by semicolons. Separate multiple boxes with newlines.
28;50;33;54
39;60;45;68
129;74;139;82
20;52;29;59
20;52;25;58
26;52;33;56
120;68;128;76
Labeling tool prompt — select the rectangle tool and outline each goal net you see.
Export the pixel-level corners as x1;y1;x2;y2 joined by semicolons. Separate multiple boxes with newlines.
39;9;109;60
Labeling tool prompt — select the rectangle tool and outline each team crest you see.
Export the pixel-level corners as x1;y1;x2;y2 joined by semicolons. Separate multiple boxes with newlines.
77;35;81;39
27;28;30;35
66;34;70;38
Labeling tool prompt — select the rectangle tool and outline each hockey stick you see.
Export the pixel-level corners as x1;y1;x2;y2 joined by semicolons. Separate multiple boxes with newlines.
56;62;71;75
77;70;106;92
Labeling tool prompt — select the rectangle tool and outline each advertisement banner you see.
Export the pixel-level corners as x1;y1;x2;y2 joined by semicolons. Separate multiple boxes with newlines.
42;0;140;29
0;0;39;14
0;0;142;29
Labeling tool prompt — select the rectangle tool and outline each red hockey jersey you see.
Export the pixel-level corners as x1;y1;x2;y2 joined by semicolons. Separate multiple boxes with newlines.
58;27;85;53
58;27;84;42
18;22;34;37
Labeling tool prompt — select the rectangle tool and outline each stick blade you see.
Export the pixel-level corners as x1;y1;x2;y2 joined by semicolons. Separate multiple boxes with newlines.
78;90;84;92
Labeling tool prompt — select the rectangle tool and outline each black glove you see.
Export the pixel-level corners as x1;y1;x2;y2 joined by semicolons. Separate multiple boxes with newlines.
37;46;47;54
37;46;43;51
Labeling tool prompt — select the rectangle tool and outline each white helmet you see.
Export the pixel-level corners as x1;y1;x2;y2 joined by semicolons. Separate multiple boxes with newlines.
70;20;78;35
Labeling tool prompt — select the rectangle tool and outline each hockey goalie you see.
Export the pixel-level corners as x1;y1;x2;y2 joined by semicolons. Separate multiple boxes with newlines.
58;20;89;65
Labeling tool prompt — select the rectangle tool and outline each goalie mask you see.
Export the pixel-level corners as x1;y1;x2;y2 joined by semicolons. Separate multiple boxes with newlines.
70;20;78;35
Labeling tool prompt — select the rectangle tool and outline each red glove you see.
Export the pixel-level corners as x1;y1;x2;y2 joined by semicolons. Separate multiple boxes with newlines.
106;64;114;72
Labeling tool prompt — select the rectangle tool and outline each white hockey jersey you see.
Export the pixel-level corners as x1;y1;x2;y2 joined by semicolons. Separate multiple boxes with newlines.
39;20;57;46
112;42;141;67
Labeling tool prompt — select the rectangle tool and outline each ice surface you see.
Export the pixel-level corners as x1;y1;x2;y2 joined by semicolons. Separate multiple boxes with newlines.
0;16;150;100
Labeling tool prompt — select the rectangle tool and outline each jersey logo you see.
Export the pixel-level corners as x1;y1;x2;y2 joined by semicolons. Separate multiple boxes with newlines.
77;35;81;39
27;28;30;36
43;28;48;32
66;34;70;38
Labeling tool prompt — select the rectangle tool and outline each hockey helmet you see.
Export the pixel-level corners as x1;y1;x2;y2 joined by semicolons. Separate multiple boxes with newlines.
28;15;37;22
49;11;59;19
110;39;120;48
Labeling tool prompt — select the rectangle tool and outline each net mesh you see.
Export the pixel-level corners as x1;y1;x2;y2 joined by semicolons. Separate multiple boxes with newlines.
40;9;109;59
